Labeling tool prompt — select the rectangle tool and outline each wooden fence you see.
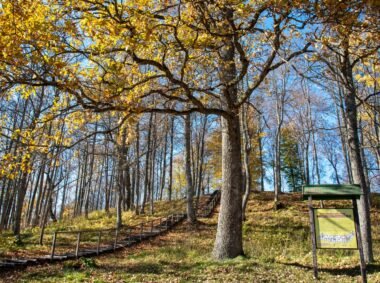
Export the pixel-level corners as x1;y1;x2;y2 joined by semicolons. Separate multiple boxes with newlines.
0;190;220;269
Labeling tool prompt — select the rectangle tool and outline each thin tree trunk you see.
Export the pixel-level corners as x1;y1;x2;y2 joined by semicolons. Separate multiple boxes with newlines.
185;114;196;224
168;117;174;201
258;115;265;192
160;129;168;200
195;115;207;212
135;121;140;215
241;105;251;221
150;115;157;215
141;113;153;214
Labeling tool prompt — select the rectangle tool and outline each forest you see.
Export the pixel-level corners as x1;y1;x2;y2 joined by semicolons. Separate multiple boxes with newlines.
0;0;379;282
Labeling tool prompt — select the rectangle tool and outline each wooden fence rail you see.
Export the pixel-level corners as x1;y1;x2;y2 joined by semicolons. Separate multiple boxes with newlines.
48;213;189;260
0;191;220;270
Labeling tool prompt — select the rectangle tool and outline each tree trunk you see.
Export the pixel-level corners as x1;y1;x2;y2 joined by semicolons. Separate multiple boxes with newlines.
274;129;281;203
344;90;374;263
212;114;243;259
84;122;97;218
212;31;243;259
13;172;29;240
335;83;354;183
159;130;168;200
258;115;265;192
185;114;196;224
135;121;140;215
116;129;128;228
195;115;207;212
241;105;251;221
274;86;284;204
168;117;174;201
149;115;157;215
141;113;153;214
339;43;373;262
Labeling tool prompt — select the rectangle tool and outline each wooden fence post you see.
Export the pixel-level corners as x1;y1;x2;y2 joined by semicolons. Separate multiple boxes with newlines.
352;198;367;283
140;223;144;241
126;228;131;243
97;231;101;255
75;232;81;258
50;232;57;260
308;196;318;279
114;229;119;250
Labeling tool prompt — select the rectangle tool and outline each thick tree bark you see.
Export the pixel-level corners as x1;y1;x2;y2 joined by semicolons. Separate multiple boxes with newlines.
212;31;243;259
213;114;243;259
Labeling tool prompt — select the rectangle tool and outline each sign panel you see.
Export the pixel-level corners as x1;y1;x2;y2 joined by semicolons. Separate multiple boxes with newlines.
314;208;357;249
302;184;362;200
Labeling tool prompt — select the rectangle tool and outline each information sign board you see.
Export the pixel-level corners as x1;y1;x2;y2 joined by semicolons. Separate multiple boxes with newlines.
314;208;357;249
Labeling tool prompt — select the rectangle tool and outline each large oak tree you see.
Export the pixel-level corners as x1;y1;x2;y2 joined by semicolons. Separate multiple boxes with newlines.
1;0;313;258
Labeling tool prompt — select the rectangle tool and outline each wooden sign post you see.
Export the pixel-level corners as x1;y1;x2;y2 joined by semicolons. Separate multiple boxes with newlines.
302;184;367;283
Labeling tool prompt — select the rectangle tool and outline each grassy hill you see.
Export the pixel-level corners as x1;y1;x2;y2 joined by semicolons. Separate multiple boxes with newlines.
0;198;188;259
2;192;380;282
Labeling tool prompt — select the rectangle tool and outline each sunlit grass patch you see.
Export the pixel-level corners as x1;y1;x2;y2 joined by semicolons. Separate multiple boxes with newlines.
3;191;380;282
0;198;189;258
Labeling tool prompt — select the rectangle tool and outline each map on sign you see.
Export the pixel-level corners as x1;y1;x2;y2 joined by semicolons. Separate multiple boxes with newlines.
314;208;357;249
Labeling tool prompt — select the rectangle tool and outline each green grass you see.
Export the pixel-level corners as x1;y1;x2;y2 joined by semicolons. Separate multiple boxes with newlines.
2;192;380;282
0;198;187;258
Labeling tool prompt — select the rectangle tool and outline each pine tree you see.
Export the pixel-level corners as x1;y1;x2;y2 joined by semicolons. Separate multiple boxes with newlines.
281;128;304;192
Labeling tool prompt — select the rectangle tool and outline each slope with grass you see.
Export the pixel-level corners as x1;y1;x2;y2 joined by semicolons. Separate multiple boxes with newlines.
0;198;189;260
2;192;380;282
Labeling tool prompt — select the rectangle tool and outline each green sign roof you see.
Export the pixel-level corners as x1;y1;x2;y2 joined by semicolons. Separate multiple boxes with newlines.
302;184;362;200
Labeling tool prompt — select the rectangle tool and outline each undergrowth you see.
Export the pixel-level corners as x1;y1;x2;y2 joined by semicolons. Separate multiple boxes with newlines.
1;192;379;282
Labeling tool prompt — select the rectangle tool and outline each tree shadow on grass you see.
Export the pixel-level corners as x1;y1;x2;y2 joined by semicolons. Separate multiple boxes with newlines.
281;261;380;277
83;261;165;275
94;257;258;276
